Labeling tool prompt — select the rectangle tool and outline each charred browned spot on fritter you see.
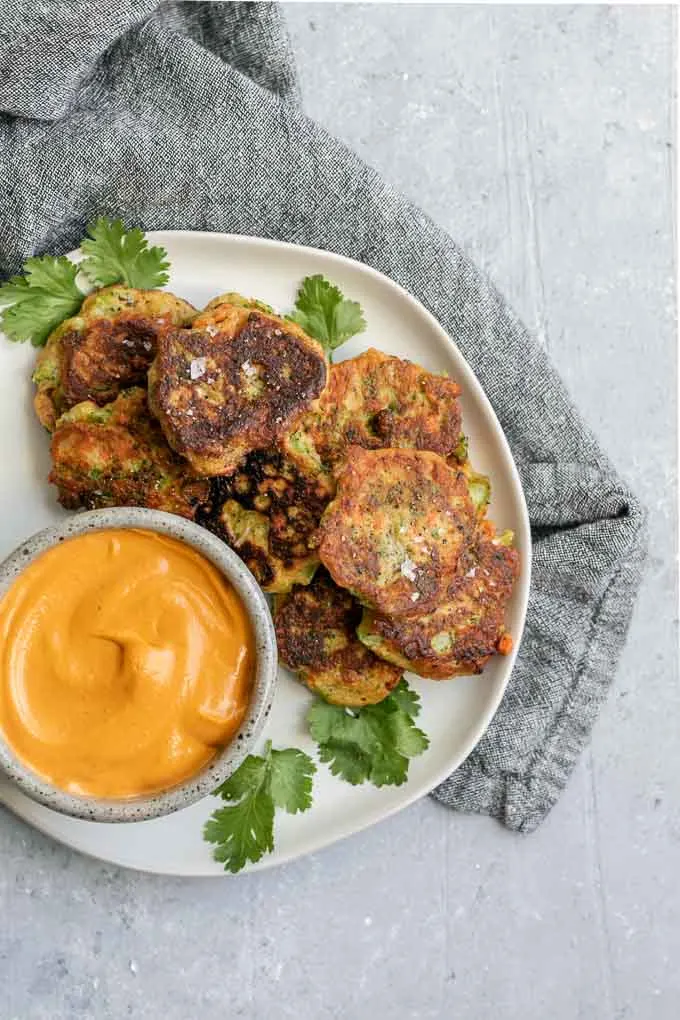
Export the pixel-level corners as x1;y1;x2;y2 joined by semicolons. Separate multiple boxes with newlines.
197;447;333;593
61;316;161;407
223;449;331;557
198;513;277;591
275;569;402;706
149;312;328;476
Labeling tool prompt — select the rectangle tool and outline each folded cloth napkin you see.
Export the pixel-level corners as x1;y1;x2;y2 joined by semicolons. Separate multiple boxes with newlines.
0;1;648;832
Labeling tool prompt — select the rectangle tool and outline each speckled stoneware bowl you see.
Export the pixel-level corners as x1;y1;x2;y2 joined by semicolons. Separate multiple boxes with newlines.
0;507;277;823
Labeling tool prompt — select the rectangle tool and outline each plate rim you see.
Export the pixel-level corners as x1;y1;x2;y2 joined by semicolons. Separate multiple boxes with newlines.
0;229;532;876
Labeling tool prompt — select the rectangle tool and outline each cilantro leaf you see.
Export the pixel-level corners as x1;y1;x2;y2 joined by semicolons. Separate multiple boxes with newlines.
369;747;410;787
307;680;429;789
388;682;422;720
0;256;84;346
80;217;170;289
0;219;171;347
216;755;269;801
204;741;316;873
389;709;430;757
204;796;275;873
0;276;31;305
268;747;315;813
317;741;372;786
289;274;366;358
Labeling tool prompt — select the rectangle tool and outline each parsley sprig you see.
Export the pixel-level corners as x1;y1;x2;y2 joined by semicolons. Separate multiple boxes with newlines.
80;218;170;290
204;740;316;873
289;274;366;358
307;680;429;788
0;218;170;346
0;257;83;347
204;680;429;869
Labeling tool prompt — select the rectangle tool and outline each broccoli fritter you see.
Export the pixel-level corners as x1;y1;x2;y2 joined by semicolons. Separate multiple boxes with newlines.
192;292;275;329
319;447;478;619
33;286;196;430
148;303;328;476
275;569;403;706
358;525;519;679
198;448;334;593
284;348;463;478
50;388;209;518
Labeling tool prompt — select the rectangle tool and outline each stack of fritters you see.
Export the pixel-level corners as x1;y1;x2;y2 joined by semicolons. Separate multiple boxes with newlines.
34;285;519;709
276;446;518;702
273;354;518;703
164;293;333;592
33;285;196;430
39;290;329;542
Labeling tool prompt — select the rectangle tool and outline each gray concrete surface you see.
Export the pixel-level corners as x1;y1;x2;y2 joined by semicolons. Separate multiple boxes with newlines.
1;5;677;1019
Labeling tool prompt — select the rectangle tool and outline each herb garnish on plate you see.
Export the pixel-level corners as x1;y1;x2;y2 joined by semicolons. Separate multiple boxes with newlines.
204;741;316;874
288;274;366;359
0;218;170;346
308;680;429;788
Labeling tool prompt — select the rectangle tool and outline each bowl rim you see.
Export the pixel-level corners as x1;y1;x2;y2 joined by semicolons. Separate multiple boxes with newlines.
0;507;277;823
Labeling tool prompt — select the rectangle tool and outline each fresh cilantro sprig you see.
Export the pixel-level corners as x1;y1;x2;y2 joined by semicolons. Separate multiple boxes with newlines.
0;256;83;347
307;680;429;788
80;217;170;289
0;218;170;347
204;740;316;874
289;274;366;359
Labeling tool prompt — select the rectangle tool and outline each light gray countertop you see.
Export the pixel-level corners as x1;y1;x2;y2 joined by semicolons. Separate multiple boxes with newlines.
1;6;677;1018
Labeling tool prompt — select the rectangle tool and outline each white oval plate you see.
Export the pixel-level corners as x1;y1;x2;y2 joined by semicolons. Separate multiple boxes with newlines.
0;232;531;875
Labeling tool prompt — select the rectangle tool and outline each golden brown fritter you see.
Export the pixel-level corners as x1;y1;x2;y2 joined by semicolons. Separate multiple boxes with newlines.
33;286;196;430
197;448;334;593
275;569;403;706
358;525;519;679
319;447;478;619
192;292;275;330
284;348;463;479
50;388;209;518
148;306;328;476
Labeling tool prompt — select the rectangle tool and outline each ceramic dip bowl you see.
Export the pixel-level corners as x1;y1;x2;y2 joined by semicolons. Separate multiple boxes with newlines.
0;507;277;823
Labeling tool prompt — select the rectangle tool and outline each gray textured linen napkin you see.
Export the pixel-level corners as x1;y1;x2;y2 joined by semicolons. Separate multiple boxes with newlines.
0;2;648;832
